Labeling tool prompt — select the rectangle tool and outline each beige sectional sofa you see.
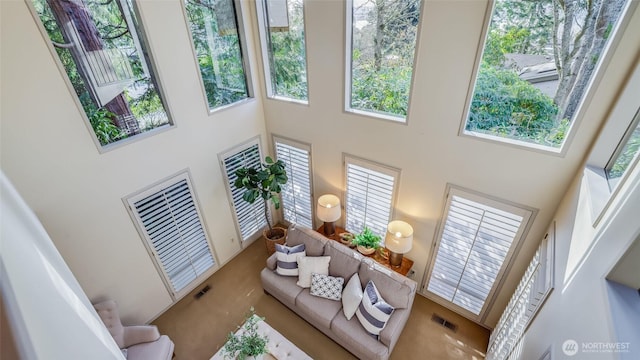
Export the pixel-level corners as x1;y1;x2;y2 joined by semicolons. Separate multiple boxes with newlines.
261;225;417;360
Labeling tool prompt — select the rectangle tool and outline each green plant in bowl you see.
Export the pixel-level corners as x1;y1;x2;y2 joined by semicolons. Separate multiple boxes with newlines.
352;227;381;254
223;307;268;360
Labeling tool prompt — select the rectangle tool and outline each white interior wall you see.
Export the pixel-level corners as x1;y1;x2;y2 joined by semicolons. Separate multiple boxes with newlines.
1;0;639;331
606;281;640;360
1;173;124;360
516;149;640;359
0;0;268;324
259;0;640;327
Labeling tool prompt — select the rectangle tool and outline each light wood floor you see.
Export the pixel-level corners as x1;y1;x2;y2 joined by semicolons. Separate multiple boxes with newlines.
152;239;489;360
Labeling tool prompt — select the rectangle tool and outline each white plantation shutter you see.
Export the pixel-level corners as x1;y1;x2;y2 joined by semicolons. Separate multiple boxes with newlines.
274;137;313;228
344;156;399;238
221;141;267;241
487;231;554;360
128;174;216;298
427;188;533;317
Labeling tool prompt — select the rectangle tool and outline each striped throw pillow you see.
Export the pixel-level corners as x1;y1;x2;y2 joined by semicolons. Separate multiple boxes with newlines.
275;243;306;276
355;280;395;339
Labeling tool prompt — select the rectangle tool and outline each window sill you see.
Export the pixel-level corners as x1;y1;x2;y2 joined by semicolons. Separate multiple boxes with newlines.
344;108;407;124
584;166;610;227
585;156;640;228
266;96;309;106
460;130;565;157
206;97;256;116
98;123;174;154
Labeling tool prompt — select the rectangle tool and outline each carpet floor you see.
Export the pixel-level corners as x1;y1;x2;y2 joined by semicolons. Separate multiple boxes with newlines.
152;238;489;360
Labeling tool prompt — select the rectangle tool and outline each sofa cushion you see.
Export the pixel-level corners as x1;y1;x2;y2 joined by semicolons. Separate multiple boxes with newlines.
310;273;344;301
359;258;416;309
275;243;306;276
296;289;342;329
323;240;362;279
355;280;395;339
286;225;328;256
342;273;364;320
262;269;304;305
126;335;173;360
297;256;331;288
266;253;277;271
331;313;389;359
93;300;125;348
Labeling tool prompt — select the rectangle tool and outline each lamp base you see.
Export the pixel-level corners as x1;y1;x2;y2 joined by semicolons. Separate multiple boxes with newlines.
323;221;336;236
389;251;403;268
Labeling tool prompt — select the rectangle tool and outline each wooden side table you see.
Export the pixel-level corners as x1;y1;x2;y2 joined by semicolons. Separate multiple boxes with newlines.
315;226;414;277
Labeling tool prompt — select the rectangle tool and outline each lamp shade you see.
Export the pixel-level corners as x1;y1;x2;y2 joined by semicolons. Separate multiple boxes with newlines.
385;220;413;254
317;194;341;222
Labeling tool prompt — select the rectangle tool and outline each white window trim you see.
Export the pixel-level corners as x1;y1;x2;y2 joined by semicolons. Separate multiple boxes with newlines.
272;134;314;228
343;154;401;239
181;0;254;116
343;0;423;124
422;184;537;324
255;0;310;104
585;60;640;226
458;0;638;156
26;0;176;154
124;170;219;301
218;136;268;245
486;224;555;360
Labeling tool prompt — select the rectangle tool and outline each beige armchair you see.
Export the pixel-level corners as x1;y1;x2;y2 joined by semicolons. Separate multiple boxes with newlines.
94;300;174;360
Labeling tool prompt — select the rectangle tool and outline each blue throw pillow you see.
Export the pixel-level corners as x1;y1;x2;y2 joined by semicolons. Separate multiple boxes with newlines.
275;243;306;276
355;280;395;339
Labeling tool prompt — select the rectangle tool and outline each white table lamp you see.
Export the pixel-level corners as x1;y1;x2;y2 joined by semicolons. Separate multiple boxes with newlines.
317;194;341;236
385;220;413;267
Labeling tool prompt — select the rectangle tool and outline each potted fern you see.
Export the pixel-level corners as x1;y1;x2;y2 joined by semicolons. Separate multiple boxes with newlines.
223;308;268;360
234;156;288;254
352;226;381;255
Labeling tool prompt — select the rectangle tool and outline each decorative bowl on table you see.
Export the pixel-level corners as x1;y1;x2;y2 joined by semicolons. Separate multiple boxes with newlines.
377;247;389;260
357;245;376;255
339;232;355;247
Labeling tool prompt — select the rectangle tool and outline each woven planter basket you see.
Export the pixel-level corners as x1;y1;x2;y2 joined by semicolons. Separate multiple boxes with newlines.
263;227;287;255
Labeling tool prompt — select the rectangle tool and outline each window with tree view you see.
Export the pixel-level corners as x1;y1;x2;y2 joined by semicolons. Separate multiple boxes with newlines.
185;0;250;111
347;0;421;121
257;0;308;102
606;108;640;190
31;0;171;147
465;0;630;149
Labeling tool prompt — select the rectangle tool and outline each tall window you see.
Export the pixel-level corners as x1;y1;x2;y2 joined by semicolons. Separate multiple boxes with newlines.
426;187;534;319
30;0;171;147
274;136;313;228
184;0;251;111
464;0;631;149
220;139;266;241
606;108;640;190
256;0;308;102
346;0;421;121
126;173;217;299
487;229;554;360
344;155;399;238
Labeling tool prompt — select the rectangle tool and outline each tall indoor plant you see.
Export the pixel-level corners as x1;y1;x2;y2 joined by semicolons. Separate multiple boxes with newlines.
234;156;288;252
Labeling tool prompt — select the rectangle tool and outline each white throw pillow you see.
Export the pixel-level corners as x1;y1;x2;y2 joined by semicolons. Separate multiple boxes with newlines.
310;273;344;301
275;243;306;276
355;280;395;339
296;256;331;288
341;273;364;320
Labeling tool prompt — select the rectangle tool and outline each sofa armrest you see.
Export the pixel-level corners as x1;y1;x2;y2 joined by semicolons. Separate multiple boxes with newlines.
266;252;277;270
123;325;160;348
379;308;411;351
